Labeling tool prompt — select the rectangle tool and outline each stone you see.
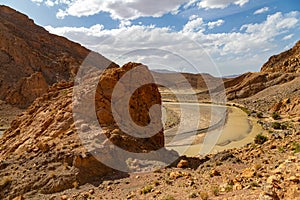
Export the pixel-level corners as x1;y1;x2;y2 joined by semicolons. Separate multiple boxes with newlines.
210;169;221;176
241;168;256;178
12;196;24;200
177;159;189;168
233;183;243;191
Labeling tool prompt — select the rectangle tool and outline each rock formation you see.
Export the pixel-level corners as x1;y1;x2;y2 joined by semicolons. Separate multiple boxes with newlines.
0;5;89;108
0;62;165;199
261;40;300;73
225;72;296;100
270;97;300;117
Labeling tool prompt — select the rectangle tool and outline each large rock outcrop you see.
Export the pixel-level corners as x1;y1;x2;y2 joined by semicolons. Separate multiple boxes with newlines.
0;5;89;108
270;97;300;117
0;62;165;199
261;40;300;73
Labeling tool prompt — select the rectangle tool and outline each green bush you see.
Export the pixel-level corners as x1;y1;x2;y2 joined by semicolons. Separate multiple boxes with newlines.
272;122;282;130
254;134;268;144
292;142;300;154
257;112;263;118
272;112;281;120
141;185;153;194
163;196;176;200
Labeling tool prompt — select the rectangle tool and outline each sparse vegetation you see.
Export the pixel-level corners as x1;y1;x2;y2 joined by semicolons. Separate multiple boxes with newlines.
188;192;198;198
240;107;251;115
292;142;300;154
278;146;285;153
272;122;287;130
224;184;233;192
272;112;281;120
254;134;268;144
272;122;282;130
163;196;176;200
141;185;153;194
211;185;219;196
257;112;263;118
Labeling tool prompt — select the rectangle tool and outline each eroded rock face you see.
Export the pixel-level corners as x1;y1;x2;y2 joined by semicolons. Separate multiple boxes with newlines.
261;40;300;73
270;97;300;117
95;62;164;152
0;63;165;199
4;72;49;107
225;72;296;100
0;5;90;108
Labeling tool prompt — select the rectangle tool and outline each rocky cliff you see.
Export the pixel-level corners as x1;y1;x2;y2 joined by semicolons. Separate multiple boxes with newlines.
0;62;166;199
0;5;89;108
261;40;300;73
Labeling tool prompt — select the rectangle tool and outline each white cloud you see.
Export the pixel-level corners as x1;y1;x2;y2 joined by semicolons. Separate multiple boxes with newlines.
182;17;224;33
182;17;205;33
45;11;299;76
254;7;269;15
207;19;225;29
32;0;251;20
198;0;249;9
45;0;55;7
282;34;294;40
46;0;189;20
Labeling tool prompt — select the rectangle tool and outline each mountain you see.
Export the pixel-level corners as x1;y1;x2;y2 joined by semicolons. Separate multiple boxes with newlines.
0;5;300;200
0;5;89;108
0;6;168;199
261;40;300;73
225;40;300;116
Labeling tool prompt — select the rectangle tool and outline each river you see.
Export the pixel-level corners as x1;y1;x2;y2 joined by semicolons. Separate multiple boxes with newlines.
163;102;264;156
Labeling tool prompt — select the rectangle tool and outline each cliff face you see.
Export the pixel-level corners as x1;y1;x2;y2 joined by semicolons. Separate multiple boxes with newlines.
261;40;300;73
0;63;165;199
0;5;90;108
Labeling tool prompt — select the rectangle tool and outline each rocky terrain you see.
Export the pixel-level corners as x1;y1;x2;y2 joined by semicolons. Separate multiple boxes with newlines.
0;5;89;108
261;40;300;73
0;5;300;200
0;61;170;199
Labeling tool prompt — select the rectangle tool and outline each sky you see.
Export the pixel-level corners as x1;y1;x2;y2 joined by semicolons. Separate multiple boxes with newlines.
1;0;300;76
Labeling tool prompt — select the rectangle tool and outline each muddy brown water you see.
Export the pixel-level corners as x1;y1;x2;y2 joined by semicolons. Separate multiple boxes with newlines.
163;102;264;156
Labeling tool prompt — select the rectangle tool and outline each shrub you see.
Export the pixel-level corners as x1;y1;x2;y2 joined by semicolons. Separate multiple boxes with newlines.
254;134;268;144
292;142;300;154
141;185;153;194
188;192;198;198
163;196;176;200
272;112;281;120
211;186;219;196
278;146;285;153
257;112;263;118
272;122;282;130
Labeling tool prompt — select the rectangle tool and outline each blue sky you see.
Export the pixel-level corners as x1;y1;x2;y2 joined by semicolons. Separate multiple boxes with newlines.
1;0;300;76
